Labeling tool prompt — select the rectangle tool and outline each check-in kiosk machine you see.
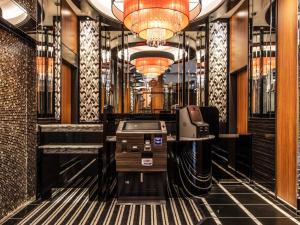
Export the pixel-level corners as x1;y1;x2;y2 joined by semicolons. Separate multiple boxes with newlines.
116;121;167;201
179;105;210;138
173;106;213;196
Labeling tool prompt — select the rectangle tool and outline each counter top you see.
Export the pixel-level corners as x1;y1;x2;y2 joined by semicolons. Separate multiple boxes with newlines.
106;136;117;142
38;144;103;154
178;135;215;142
106;135;215;142
219;134;239;139
167;136;176;142
37;124;103;133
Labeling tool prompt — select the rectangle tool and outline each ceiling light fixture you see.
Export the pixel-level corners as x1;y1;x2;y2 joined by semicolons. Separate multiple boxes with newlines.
0;0;27;25
112;0;201;47
130;51;174;77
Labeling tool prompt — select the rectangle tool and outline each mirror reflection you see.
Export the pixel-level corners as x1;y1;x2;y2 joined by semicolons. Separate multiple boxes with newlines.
250;0;276;117
0;0;208;118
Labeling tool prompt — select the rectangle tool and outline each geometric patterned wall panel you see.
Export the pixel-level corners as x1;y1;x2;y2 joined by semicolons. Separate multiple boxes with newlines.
54;19;61;120
208;21;228;123
79;19;100;122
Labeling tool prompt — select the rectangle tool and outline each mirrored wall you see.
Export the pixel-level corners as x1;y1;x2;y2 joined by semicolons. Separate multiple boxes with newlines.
0;0;57;118
249;0;276;117
36;0;61;118
249;0;277;192
99;29;207;114
1;0;208;119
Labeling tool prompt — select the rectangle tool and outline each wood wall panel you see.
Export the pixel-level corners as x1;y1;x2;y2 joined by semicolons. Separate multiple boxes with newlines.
229;0;248;73
151;78;164;113
229;0;249;134
237;69;248;134
124;81;131;113
61;63;72;124
61;0;78;54
276;0;298;207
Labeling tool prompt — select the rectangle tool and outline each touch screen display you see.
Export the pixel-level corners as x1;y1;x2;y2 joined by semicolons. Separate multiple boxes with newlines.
123;122;160;131
154;136;163;145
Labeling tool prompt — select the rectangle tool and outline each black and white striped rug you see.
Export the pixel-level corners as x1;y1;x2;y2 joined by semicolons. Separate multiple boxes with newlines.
16;176;205;225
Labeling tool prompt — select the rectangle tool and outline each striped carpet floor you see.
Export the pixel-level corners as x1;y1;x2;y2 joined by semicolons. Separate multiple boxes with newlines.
15;176;204;225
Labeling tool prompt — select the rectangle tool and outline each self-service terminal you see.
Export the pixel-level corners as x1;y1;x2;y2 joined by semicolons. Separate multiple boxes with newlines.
115;120;167;201
179;105;210;138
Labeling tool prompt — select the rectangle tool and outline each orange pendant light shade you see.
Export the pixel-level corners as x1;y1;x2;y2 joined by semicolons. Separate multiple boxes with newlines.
130;52;174;77
112;0;201;47
134;57;173;76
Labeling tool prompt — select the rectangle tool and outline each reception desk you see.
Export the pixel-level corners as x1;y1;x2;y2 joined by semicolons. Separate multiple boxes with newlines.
168;135;214;196
106;134;214;198
37;108;217;201
102;109;215;199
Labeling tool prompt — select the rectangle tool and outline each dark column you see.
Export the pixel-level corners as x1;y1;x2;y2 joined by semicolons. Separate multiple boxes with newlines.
182;32;186;106
121;27;125;113
205;20;210;106
259;28;264;115
104;29;107;106
99;17;102;114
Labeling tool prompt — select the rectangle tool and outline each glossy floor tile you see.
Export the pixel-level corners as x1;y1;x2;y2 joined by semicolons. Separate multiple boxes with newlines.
1;162;300;225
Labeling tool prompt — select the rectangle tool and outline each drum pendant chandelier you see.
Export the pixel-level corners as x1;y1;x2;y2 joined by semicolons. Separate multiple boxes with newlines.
130;51;174;78
112;0;202;47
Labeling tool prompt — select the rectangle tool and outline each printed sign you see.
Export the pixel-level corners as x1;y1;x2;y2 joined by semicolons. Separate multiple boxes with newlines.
141;158;153;166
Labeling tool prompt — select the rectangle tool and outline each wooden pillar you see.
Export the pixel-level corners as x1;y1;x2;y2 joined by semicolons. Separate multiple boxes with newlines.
236;70;248;134
229;0;249;134
276;0;298;207
151;77;164;113
61;63;72;124
123;34;130;113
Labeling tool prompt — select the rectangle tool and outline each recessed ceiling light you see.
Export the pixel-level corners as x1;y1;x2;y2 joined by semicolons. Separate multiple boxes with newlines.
0;0;28;25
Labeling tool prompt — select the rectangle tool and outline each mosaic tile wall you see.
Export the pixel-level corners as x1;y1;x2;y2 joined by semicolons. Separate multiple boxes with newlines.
208;21;228;124
79;19;100;122
54;19;61;120
0;27;37;219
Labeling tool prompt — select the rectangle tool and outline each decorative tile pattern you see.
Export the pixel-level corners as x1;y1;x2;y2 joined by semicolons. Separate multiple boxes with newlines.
130;89;134;113
208;21;228;123
79;19;100;122
54;19;61;120
0;27;36;219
